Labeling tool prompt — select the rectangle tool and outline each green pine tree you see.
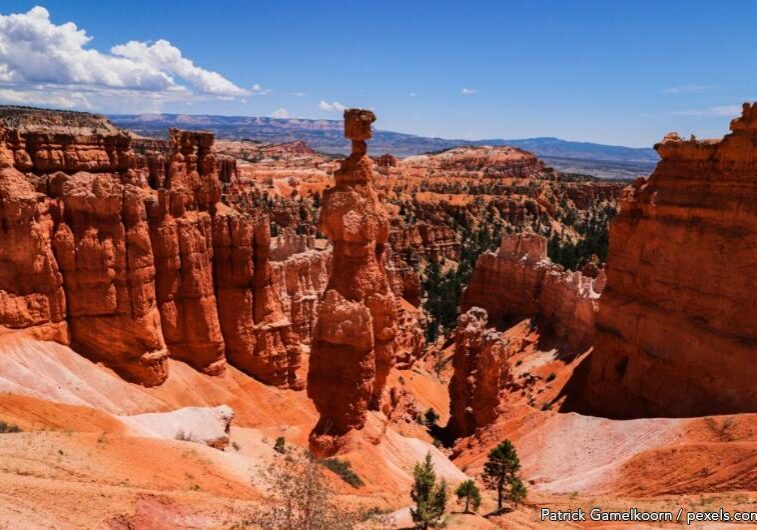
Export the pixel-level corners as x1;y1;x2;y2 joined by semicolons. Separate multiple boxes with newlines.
481;440;527;512
454;479;481;513
410;453;447;529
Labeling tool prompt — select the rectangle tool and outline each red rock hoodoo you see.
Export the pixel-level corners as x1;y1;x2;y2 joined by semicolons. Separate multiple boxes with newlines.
462;233;603;352
307;109;399;456
447;307;510;438
584;103;757;418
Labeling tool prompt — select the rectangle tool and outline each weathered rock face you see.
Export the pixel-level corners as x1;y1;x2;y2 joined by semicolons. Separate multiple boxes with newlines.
0;108;301;388
447;307;510;438
307;109;399;455
0;132;68;343
462;233;603;352
146;130;226;375
584;103;757;418
248;221;303;388
54;173;169;385
269;228;331;345
212;214;307;389
211;207;257;375
389;221;461;263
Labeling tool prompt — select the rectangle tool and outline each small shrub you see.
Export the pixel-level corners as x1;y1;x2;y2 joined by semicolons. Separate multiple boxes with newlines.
545;372;556;382
318;458;364;488
424;408;440;427
274;436;286;454
175;429;192;442
232;441;241;451
0;421;22;433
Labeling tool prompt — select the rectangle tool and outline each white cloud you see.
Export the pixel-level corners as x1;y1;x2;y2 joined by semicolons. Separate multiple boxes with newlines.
662;84;713;95
0;5;252;110
461;88;478;95
673;105;743;117
249;83;271;96
319;100;346;112
290;91;305;97
409;92;417;97
0;87;91;108
271;107;289;118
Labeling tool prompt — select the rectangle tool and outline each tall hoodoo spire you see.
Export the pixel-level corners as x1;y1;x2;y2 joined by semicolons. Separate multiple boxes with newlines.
306;108;398;456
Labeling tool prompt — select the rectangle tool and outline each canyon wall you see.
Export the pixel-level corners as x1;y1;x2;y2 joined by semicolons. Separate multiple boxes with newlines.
0;110;298;388
269;229;331;345
307;109;399;456
584;103;757;418
462;233;603;352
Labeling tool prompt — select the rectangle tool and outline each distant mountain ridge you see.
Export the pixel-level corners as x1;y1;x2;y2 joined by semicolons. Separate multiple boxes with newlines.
107;113;657;179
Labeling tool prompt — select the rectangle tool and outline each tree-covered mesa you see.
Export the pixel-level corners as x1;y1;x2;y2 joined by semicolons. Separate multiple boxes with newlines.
482;439;527;513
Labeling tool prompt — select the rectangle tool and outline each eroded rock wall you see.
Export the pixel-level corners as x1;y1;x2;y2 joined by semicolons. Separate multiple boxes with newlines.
462;233;602;352
584;103;757;418
0;131;68;343
0;111;293;387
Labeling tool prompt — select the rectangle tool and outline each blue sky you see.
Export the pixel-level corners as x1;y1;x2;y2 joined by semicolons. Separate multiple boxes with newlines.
0;1;755;146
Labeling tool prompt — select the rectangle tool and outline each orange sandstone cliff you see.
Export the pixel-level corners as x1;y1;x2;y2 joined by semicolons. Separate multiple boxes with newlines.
584;103;757;417
0;108;305;388
462;233;603;352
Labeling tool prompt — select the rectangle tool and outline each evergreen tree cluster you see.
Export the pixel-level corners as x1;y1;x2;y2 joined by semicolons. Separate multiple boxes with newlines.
547;202;617;270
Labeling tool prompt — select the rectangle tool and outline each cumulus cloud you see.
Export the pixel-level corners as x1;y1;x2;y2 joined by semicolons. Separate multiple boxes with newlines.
0;5;254;109
271;107;289;118
662;84;713;95
673;104;743;117
319;100;346;112
461;88;478;95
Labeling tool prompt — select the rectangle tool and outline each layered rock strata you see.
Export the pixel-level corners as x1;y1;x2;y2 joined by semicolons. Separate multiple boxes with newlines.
307;109;399;455
462;233;603;352
447;307;510;438
0;109;295;387
584;103;757;417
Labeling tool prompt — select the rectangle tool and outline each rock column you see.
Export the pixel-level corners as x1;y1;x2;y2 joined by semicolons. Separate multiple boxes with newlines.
307;109;398;456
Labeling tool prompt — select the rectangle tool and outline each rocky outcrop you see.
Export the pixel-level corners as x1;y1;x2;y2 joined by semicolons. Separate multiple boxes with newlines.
212;213;306;389
270;229;331;345
402;145;550;177
249;221;303;388
584;103;757;418
390;221;461;263
0;130;68;343
307;109;399;456
462;233;603;352
0;108;299;388
54;173;169;385
147;130;226;375
447;307;510;438
120;405;234;450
